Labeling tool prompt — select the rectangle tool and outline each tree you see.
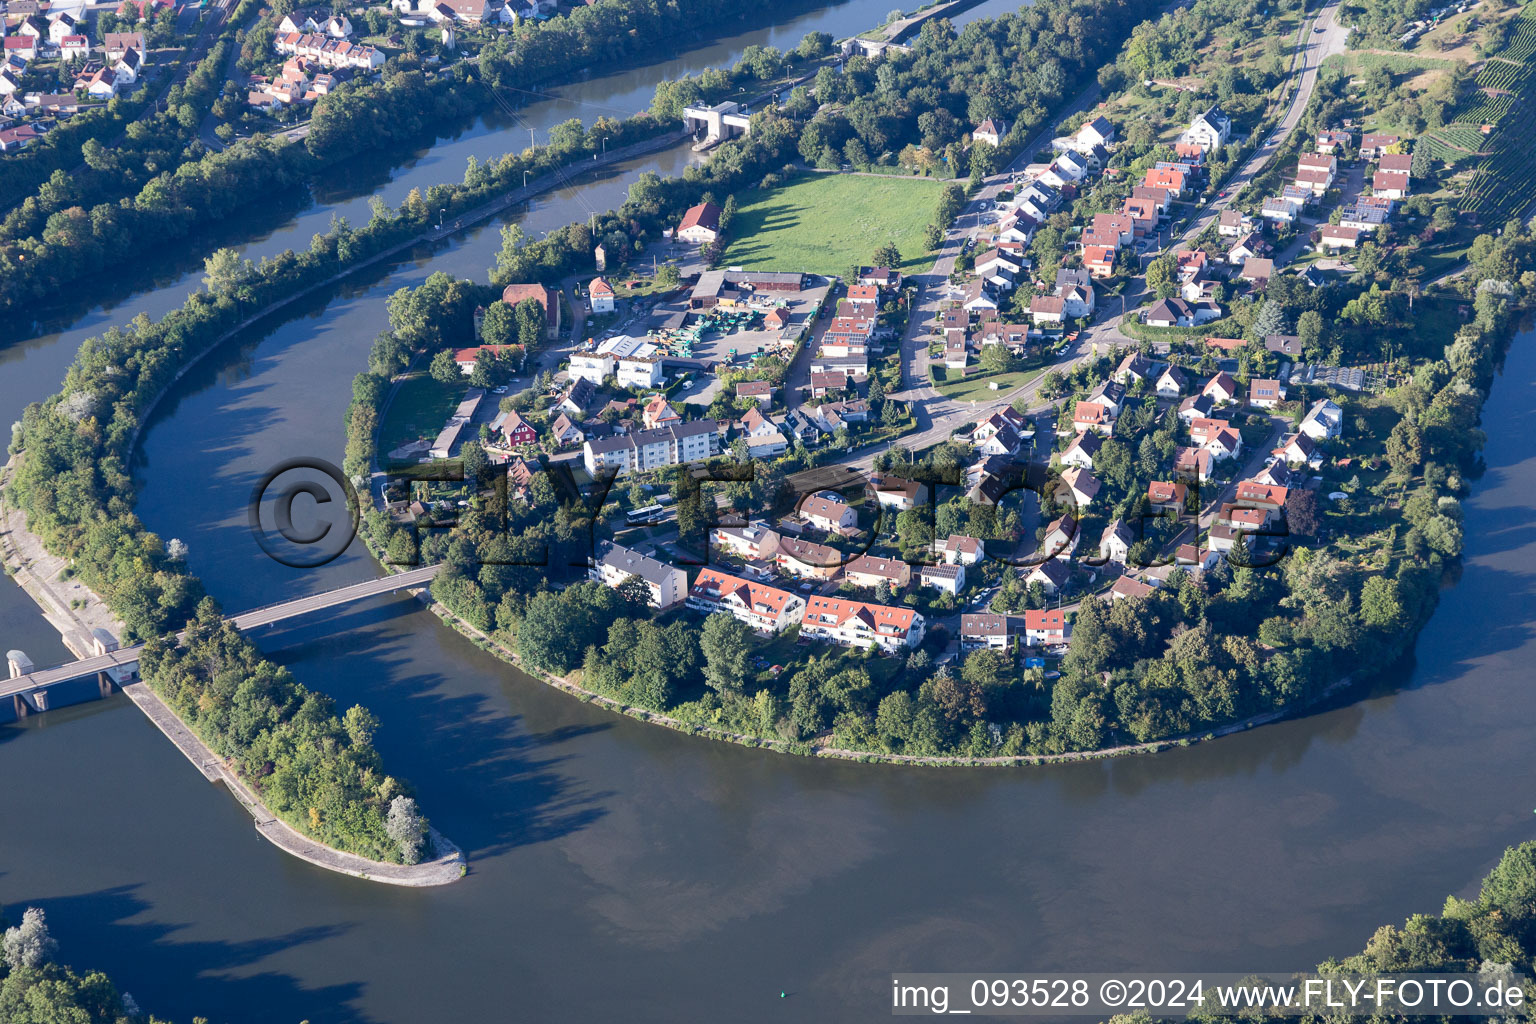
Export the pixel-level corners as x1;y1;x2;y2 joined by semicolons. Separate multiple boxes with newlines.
514;297;546;349
1386;419;1423;477
1360;576;1405;630
796;30;832;59
1144;254;1177;299
1296;309;1324;352
429;349;461;384
202;247;253;296
385;795;427;865
1252;300;1286;339
480;301;516;347
873;241;902;269
655;263;681;288
3;908;58;970
699;612;752;695
1286;489;1319;536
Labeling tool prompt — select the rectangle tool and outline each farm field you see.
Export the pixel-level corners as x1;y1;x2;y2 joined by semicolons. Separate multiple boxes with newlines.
720;172;941;276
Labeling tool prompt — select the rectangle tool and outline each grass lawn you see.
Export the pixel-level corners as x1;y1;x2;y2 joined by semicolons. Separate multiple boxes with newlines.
721;172;942;276
935;366;1046;402
378;372;468;466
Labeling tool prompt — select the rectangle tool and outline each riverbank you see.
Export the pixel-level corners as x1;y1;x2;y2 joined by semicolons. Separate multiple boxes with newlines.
362;527;1364;768
0;456;466;886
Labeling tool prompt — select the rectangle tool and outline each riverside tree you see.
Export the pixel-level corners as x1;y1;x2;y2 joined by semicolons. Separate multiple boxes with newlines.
3;908;58;971
386;796;427;865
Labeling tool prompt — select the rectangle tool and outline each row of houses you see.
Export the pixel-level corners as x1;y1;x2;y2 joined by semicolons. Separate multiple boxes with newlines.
588;543;927;653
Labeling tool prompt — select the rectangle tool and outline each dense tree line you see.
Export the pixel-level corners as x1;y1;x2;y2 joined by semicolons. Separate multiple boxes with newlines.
788;0;1159;173
140;605;422;863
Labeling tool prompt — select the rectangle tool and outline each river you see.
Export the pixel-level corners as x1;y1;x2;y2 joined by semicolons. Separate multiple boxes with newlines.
4;1;1535;1021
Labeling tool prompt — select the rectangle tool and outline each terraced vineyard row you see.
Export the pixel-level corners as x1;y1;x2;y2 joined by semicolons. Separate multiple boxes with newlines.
1448;2;1536;222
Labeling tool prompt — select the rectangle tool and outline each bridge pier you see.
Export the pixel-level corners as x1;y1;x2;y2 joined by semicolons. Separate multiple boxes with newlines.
7;648;34;679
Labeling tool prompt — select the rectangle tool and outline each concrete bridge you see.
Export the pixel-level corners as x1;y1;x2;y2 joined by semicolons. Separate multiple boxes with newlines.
2;564;442;722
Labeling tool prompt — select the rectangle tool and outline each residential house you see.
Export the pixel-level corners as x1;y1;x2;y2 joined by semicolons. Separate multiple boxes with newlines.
868;475;927;512
1091;212;1134;248
676;201;722;244
1144;165;1189;197
1275;431;1319;466
1025;558;1069;595
1360;132;1400;160
47;12;79;44
1179;105;1228;150
943;534;983;566
59;34;89;60
773;536;840;578
1076;115;1114;149
710;522;781;562
1059;465;1100;508
589;541;686;609
1218;209;1254;237
799;492;856;534
1174;445;1213;483
1073;401;1115;436
688;568;805;633
496;410;538;447
1248;377;1285;409
1053;268;1095;316
972;117;1007;146
1144;297;1220;328
1111;576;1158;602
845;283;881;314
962;279;999;313
1299;398;1343;440
1084;245;1116;279
1203;372;1240;404
642;394;680;429
1099;519;1134;564
3;37;37;60
961;613;1009;650
1029;294;1065;325
857;266;902;291
587;276;615;313
549;413;584;447
735;380;773;406
1315;129;1352;154
1265;334;1303;359
1293;151;1337;195
0;123;39;150
1239;257;1274;289
844;553;910;591
1060;430;1101;469
919;563;965;596
1317;224;1363;251
1227;231;1267;265
800;596;924;652
1040;513;1078;561
1114;351;1154;385
1147;480;1188;514
1155;364;1188;397
1178;392;1215;423
1373;169;1410;199
1023;608;1067;646
1261;196;1302;225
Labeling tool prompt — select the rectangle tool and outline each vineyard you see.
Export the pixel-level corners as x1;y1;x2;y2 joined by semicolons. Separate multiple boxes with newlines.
1421;1;1536;223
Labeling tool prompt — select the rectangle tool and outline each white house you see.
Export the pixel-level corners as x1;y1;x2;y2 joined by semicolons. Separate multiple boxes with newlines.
1299;398;1343;440
588;276;615;314
687;568;805;633
1180;104;1231;152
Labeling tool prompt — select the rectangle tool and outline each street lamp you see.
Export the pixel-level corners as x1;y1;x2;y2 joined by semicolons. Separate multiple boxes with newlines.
523;170;530;187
